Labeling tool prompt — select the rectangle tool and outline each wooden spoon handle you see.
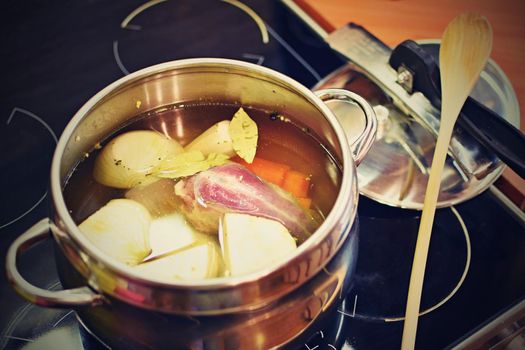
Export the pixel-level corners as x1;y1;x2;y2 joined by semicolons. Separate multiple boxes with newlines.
401;122;454;350
401;13;492;349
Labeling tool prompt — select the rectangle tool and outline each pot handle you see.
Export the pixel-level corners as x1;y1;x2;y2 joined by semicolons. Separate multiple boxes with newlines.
6;218;104;308
315;89;377;165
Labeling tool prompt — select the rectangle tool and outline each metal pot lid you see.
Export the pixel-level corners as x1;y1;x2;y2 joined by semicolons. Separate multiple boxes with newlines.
314;41;520;209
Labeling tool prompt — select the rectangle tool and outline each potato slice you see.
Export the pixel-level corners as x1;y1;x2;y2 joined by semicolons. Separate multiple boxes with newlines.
220;213;297;277
93;130;183;189
133;241;221;282
79;199;151;265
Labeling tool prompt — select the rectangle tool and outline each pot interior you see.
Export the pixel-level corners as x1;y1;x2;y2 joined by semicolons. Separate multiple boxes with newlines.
59;60;345;181
51;59;356;291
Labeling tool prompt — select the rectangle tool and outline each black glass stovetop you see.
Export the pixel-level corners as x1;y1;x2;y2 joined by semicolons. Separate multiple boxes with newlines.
1;1;525;349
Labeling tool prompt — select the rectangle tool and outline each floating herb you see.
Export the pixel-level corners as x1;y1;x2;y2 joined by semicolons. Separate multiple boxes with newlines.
229;107;258;163
154;151;229;179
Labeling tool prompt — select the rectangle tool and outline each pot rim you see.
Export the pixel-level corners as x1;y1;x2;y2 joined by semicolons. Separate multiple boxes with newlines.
50;57;357;289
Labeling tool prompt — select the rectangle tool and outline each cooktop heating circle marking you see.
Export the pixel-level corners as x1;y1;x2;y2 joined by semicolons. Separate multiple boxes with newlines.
7;108;58;143
0;303;34;348
2;335;33;344
383;205;472;322
120;0;269;45
112;40;130;76
52;310;74;328
1;108;57;230
114;1;320;83
266;24;322;82
339;205;472;322
0;280;62;348
337;294;358;318
307;298;348;349
0;192;48;230
221;0;269;43
120;0;168;30
121;0;269;45
114;0;270;76
242;53;265;65
76;314;112;350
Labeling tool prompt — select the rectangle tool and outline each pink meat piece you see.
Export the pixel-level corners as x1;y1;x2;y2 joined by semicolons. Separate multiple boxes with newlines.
174;163;319;242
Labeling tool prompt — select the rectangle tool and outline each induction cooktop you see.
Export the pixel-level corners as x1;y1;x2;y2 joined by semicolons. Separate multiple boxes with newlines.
1;1;524;349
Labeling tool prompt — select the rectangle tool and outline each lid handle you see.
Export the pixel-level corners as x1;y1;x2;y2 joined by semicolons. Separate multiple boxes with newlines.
390;40;525;178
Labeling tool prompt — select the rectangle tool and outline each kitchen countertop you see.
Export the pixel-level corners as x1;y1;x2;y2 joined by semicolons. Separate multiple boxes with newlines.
298;0;525;208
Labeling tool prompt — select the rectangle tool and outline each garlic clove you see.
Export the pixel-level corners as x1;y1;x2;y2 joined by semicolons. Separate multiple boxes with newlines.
220;213;296;277
79;198;152;266
93;130;183;189
133;241;222;282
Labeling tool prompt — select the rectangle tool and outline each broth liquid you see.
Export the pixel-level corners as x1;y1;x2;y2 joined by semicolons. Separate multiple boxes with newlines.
64;103;341;226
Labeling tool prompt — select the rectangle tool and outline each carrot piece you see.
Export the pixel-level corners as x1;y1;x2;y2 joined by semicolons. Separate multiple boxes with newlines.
282;170;311;198
296;197;312;209
237;157;291;186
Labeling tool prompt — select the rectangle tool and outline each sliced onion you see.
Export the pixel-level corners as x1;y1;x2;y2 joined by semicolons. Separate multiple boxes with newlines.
93;130;183;189
79;199;152;266
133;241;222;282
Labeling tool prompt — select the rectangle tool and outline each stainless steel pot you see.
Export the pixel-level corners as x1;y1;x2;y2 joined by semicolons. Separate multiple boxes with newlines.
6;58;376;349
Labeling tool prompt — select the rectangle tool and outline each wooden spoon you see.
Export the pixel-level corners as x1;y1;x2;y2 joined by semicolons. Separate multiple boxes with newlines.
401;13;492;350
